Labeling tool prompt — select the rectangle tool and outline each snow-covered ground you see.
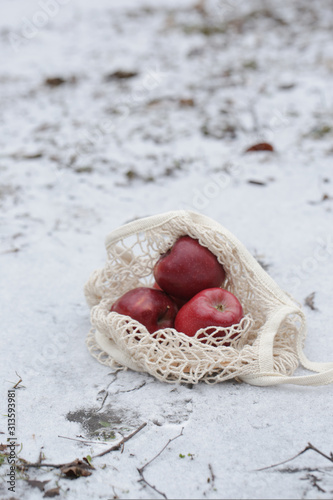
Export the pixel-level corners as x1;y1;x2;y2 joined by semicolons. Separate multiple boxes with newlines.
1;0;333;498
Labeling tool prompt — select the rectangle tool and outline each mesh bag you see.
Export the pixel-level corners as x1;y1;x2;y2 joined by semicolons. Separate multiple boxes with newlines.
84;210;333;386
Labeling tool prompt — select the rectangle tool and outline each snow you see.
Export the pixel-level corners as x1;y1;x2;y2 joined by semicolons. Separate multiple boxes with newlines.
1;0;333;498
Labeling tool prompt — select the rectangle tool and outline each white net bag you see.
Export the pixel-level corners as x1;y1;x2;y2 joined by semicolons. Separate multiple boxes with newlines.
84;210;333;386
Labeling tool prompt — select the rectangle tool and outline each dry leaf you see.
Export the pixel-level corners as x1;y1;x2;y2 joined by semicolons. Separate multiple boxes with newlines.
27;479;50;491
105;70;138;81
179;98;195;107
247;179;267;186
246;143;274;152
43;487;60;497
60;459;94;479
44;77;66;87
0;444;7;451
304;292;317;311
279;83;295;90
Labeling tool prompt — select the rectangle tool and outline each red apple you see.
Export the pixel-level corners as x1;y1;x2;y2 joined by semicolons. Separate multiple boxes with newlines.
154;236;226;301
175;288;243;341
110;287;178;333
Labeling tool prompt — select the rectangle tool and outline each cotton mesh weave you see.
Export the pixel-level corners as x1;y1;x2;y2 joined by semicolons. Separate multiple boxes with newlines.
84;211;333;386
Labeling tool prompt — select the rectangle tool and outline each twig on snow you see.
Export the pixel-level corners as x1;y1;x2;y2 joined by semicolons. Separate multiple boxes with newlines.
303;473;326;493
208;463;215;485
92;422;147;459
18;423;147;471
13;372;24;389
256;442;333;472
137;427;184;499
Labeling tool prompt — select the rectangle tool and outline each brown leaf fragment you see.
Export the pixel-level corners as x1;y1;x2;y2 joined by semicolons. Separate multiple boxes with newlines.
304;292;317;311
279;83;295;90
20;152;44;160
247;179;267;186
0;444;7;451
105;70;138;81
246;142;274;152
27;479;50;491
308;193;333;205
60;459;94;479
75;166;93;174
43;487;60;497
44;77;66;87
179;98;195;107
147;97;165;107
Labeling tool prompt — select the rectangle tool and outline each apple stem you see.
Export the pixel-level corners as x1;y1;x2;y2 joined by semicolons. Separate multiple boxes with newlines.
158;305;170;323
